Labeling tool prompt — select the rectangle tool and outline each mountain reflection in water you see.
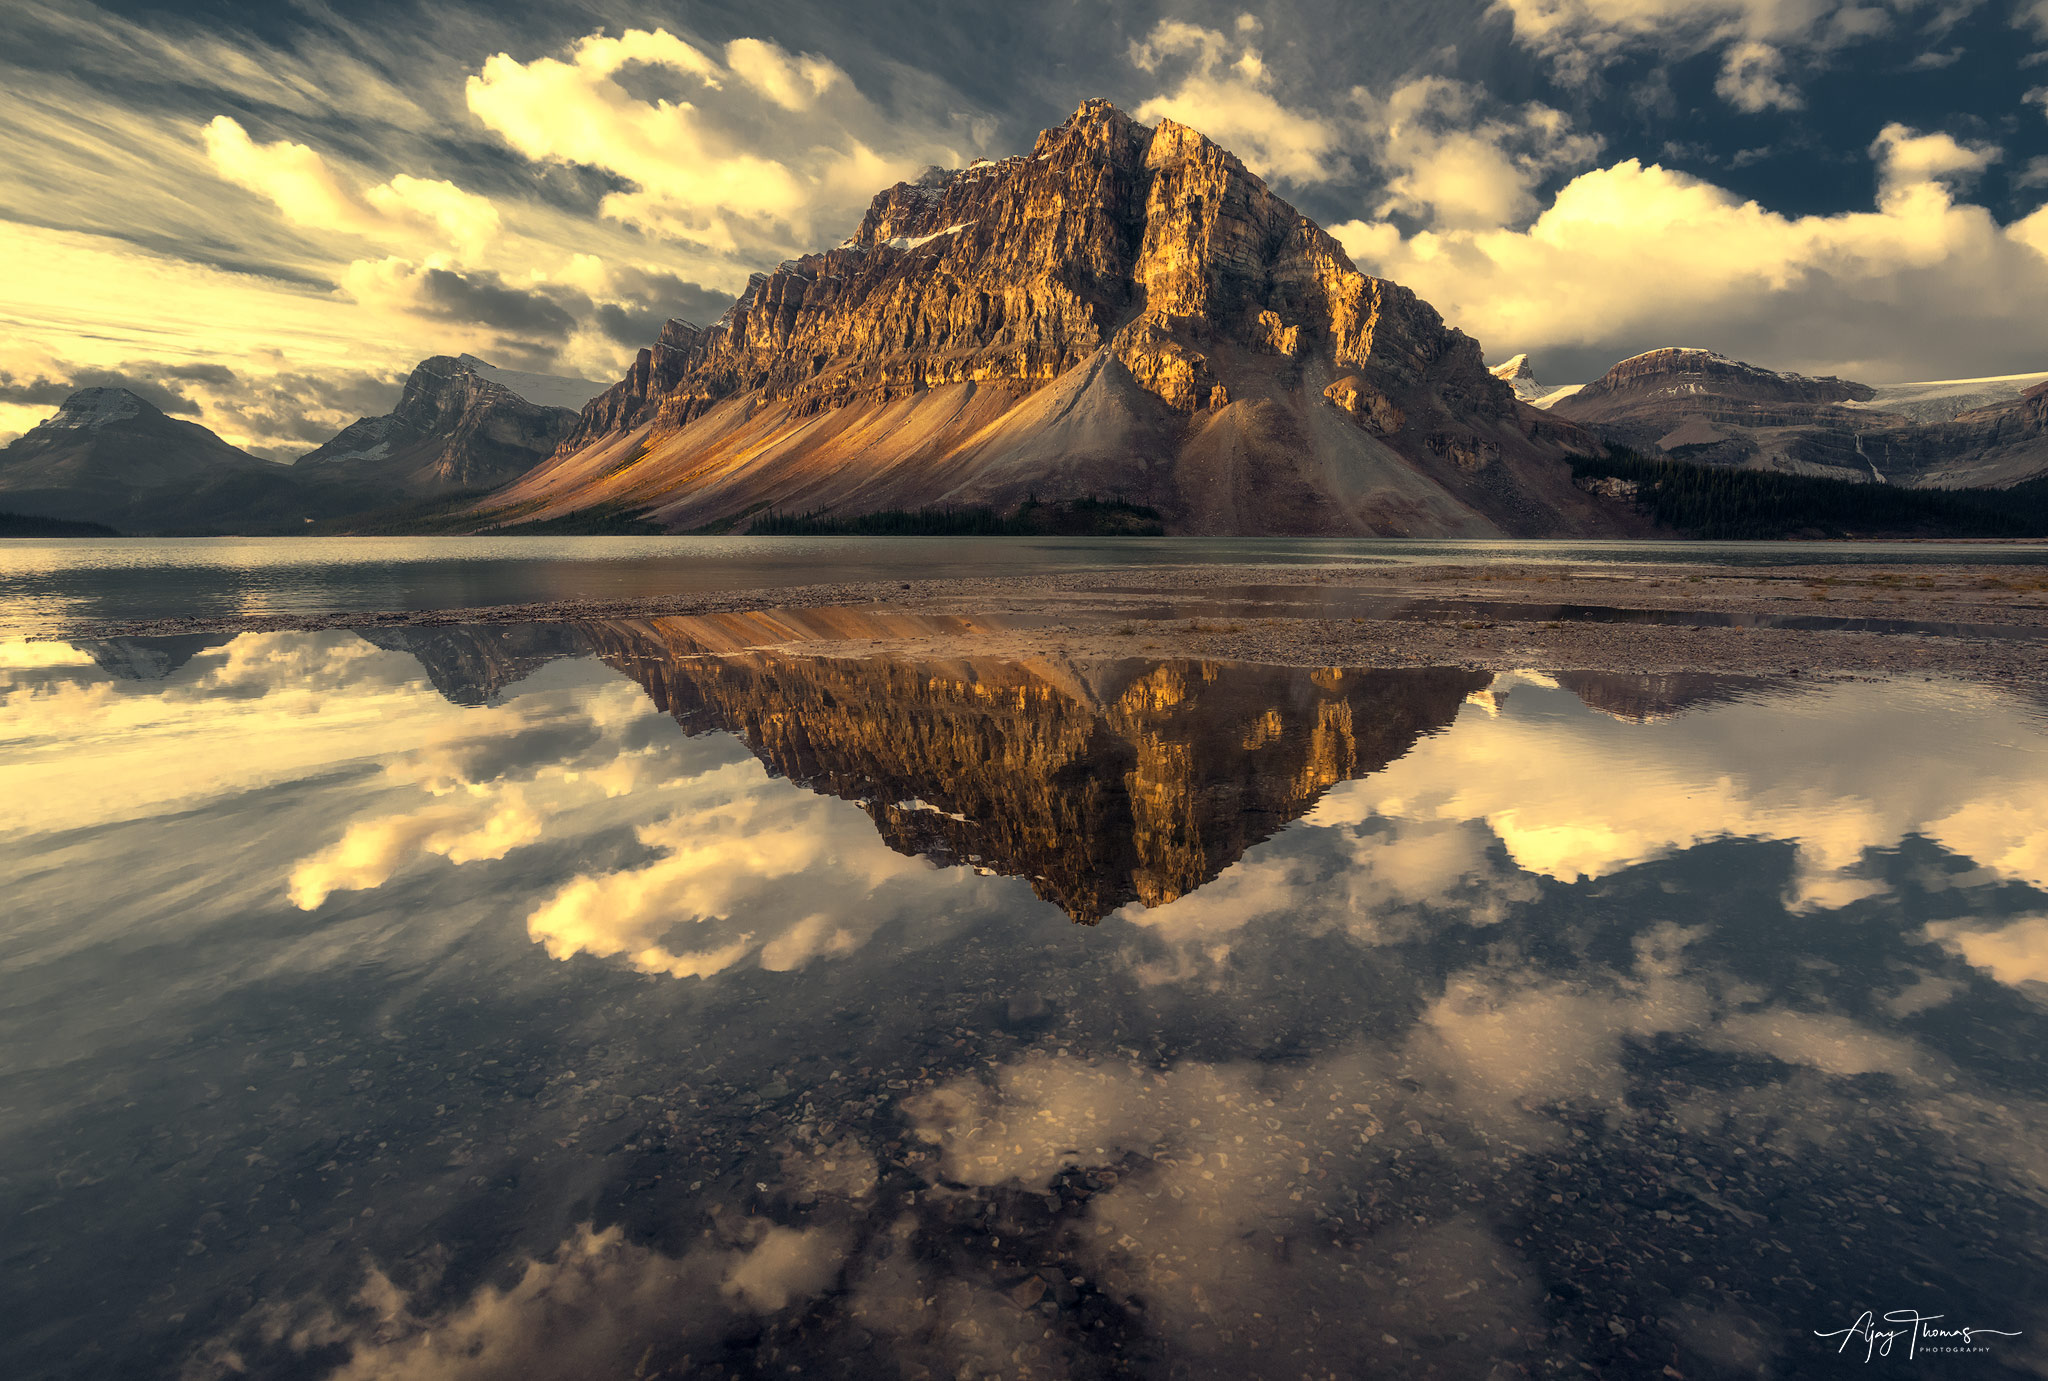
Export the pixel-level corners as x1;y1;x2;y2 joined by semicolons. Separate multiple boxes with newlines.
3;622;2048;1381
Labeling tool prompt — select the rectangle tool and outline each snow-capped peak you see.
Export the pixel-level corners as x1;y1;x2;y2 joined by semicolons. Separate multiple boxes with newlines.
44;388;147;430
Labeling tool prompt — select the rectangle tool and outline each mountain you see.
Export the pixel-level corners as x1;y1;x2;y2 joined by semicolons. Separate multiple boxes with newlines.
69;634;236;680
478;100;1629;538
0;388;319;532
1488;353;1582;409
1488;352;1540;401
1854;379;2048;488
1549;348;1879;469
1545;347;2048;487
295;355;588;495
1857;369;2048;425
357;623;592;704
361;616;1486;919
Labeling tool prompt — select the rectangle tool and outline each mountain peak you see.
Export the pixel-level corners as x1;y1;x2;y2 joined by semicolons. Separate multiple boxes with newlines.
484;101;1628;538
297;351;585;493
1580;347;1874;402
43;387;157;430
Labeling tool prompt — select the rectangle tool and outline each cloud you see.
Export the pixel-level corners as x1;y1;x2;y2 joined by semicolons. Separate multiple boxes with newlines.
1130;17;1351;184
559;260;735;343
1127;19;1597;229
522;762;977;978
1715;41;1803;112
288;790;543;909
1871;121;2000;189
1264;677;2048;909
4;7;967;451
1926;914;2048;992
0;364;201;415
1491;0;1955;101
1336;125;2048;380
463;28;966;257
0;352;411;455
1362;76;1602;229
901;1045;1545;1368
193;1221;848;1381
203;116;502;264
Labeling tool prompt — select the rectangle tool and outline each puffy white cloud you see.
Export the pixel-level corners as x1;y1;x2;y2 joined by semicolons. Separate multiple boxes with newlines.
288;791;543;910
1336;124;2048;380
1715;40;1803;112
1129;17;1352;184
200;117;504;267
1129;19;1595;225
523;761;980;978
724;37;843;111
1362;76;1602;229
1871;121;2000;191
463;28;963;257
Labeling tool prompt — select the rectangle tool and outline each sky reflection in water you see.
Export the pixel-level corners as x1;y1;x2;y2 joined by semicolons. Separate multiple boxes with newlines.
3;624;2048;1380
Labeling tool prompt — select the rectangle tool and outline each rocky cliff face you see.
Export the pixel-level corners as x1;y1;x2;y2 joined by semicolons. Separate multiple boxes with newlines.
297;356;584;495
557;320;709;447
487;100;1628;538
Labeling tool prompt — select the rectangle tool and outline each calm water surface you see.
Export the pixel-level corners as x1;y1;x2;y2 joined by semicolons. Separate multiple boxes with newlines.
5;621;2048;1378
5;535;2047;636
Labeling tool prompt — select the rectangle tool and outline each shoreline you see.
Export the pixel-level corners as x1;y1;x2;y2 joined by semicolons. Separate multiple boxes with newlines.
36;558;2048;692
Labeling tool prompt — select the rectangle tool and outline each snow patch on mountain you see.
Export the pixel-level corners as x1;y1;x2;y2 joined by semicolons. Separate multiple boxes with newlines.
1848;369;2048;423
43;388;145;430
1488;354;1582;408
883;222;975;252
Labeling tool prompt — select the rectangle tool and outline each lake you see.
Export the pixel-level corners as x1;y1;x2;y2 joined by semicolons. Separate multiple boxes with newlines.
4;619;2047;1379
6;534;2048;637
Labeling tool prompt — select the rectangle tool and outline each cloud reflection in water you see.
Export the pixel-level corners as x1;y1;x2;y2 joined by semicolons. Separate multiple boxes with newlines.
5;626;2048;1380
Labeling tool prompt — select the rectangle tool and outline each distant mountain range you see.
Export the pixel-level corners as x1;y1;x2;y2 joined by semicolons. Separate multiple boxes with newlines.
0;388;317;533
1500;347;2048;488
5;100;2044;538
0;356;605;534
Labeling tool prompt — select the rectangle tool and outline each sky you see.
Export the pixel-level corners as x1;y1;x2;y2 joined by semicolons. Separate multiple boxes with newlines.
2;0;2047;456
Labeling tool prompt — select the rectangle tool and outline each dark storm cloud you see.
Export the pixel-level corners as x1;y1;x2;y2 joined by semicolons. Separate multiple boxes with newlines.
415;268;582;336
198;367;408;455
0;356;409;458
0;368;201;415
593;270;736;344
